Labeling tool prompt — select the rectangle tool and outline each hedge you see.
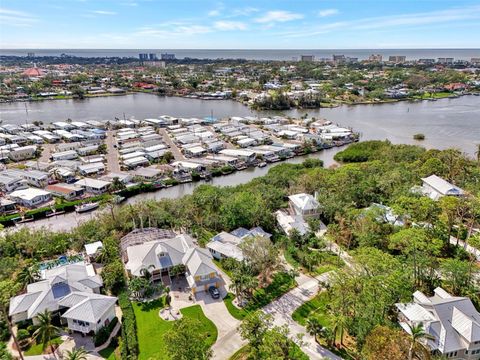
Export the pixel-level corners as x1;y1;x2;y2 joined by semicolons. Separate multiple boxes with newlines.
118;291;138;359
93;317;119;347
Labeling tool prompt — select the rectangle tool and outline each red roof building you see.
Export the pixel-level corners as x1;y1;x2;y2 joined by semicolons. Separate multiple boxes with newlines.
22;67;45;77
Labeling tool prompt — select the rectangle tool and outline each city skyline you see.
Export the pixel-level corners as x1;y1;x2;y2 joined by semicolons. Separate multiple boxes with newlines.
1;0;480;49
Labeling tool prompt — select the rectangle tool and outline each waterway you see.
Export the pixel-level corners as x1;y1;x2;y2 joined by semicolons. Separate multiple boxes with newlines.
0;94;479;232
1;93;479;155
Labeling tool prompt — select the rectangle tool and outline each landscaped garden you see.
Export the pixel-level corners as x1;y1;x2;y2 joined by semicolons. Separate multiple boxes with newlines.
23;337;63;356
292;292;330;327
133;298;217;360
224;271;297;320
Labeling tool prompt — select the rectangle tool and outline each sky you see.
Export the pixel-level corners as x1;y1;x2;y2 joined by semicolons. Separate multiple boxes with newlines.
1;0;480;49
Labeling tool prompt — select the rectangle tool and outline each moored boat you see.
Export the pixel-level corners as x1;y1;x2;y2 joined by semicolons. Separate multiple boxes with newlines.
75;202;99;213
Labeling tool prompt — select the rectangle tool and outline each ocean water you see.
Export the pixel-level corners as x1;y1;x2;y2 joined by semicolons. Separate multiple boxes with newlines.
1;49;479;61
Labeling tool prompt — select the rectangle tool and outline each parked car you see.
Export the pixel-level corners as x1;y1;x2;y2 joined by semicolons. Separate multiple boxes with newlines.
208;286;220;299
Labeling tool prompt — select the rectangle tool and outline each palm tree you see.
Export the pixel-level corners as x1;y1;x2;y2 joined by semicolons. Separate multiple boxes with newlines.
306;317;324;344
139;264;155;281
407;323;434;360
63;347;88;360
17;264;40;288
33;310;61;359
330;313;347;347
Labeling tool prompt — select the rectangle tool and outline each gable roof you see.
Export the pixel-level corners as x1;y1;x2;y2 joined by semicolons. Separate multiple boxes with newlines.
9;262;103;319
421;175;464;197
288;193;320;211
397;287;480;354
125;234;194;276
59;292;117;323
182;248;217;277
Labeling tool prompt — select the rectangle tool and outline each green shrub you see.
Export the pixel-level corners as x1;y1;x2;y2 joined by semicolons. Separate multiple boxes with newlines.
93;317;118;347
16;329;30;341
118;291;138;359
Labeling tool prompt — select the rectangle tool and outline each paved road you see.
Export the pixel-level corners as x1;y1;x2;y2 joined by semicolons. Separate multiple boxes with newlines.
158;128;185;160
263;273;342;360
105;130;120;173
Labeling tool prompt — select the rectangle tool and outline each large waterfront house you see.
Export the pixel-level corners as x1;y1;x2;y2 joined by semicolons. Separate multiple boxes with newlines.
123;229;222;294
396;288;480;359
420;174;465;201
9;262;117;335
206;227;272;261
276;193;324;236
9;188;52;208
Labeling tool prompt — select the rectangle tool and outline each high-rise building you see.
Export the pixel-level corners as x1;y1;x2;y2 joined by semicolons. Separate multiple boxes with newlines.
300;55;314;62
437;57;454;64
148;53;157;60
139;53;148;61
161;53;176;60
388;55;406;63
368;54;382;62
471;58;480;65
332;54;346;63
27;52;35;58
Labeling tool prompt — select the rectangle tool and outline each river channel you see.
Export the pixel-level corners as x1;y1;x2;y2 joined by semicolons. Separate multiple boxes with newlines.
0;94;479;232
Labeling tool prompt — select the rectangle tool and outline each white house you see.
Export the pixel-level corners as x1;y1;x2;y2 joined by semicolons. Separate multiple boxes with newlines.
420;175;465;201
9;188;52;208
396;288;480;359
124;232;222;294
74;178;111;194
8;145;37;161
207;227;272;261
288;193;321;218
9;262;117;335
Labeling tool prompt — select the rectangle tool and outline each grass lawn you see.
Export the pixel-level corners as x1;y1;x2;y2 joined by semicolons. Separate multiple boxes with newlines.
24;337;63;356
99;346;119;360
133;299;217;360
292;292;331;327
224;293;248;320
224;272;297;320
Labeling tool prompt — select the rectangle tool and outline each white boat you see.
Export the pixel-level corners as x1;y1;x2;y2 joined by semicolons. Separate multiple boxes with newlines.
75;202;99;213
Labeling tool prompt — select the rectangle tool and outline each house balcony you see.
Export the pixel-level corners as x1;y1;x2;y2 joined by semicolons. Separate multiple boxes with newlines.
68;323;92;334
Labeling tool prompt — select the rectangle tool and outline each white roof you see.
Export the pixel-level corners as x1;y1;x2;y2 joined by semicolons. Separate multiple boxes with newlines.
288;193;320;211
422;175;464;197
182;248;217;277
75;178;110;189
59;292;116;323
10;188;50;201
125;235;194;276
9;262;103;319
84;241;103;256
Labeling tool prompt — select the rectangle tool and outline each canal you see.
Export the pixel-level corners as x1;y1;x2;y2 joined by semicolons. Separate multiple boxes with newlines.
0;94;479;232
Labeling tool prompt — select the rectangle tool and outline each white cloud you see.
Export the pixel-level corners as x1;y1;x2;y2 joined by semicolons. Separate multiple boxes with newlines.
92;10;117;15
208;9;221;17
255;10;303;24
318;9;339;17
214;20;247;31
136;23;211;38
282;5;480;38
0;7;37;27
230;7;259;17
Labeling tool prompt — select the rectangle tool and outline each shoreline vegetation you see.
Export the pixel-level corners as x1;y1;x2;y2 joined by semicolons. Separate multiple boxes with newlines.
1;89;478;109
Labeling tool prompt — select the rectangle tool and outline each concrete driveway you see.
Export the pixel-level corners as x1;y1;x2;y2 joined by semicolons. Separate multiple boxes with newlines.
195;291;246;360
262;273;342;360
